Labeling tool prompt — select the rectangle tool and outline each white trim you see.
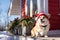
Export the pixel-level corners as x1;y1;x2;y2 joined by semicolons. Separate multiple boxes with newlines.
25;0;28;16
44;0;48;14
37;0;40;13
37;0;48;14
20;0;21;18
30;0;33;17
8;0;13;16
37;0;43;13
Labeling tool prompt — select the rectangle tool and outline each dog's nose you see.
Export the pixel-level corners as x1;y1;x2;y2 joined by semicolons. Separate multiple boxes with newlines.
41;19;45;23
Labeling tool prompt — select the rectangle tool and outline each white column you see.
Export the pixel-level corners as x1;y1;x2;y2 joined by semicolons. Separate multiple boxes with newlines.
25;0;28;16
20;0;21;18
43;0;48;14
30;0;33;17
8;0;13;16
6;0;13;29
37;0;43;13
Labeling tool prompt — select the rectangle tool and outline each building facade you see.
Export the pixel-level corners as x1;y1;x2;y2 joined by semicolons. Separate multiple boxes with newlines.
49;0;60;30
9;0;60;30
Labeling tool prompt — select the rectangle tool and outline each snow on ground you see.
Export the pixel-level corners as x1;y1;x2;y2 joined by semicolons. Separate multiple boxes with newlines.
0;30;60;40
0;31;13;40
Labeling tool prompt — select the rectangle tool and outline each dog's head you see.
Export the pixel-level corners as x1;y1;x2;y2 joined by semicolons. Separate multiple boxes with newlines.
35;12;50;27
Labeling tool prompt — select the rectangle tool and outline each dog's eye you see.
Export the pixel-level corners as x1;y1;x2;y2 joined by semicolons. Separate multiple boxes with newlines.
40;17;45;23
43;17;44;19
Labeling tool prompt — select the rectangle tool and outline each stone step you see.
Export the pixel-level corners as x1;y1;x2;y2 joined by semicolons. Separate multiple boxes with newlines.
0;31;60;40
4;36;60;40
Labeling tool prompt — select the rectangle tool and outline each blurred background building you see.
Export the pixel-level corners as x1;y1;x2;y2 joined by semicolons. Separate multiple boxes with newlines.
8;0;60;30
0;0;60;30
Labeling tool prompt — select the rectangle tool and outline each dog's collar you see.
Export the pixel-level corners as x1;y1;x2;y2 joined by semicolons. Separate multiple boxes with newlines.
40;25;47;27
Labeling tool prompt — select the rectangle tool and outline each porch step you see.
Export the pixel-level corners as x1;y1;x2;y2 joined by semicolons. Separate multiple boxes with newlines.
0;30;60;40
13;36;60;40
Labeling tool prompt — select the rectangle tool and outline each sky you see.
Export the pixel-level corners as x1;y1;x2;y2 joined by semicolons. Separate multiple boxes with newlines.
0;0;20;26
0;0;10;26
0;0;10;15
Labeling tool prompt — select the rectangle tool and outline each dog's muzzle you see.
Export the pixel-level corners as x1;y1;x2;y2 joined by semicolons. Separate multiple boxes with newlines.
42;25;47;27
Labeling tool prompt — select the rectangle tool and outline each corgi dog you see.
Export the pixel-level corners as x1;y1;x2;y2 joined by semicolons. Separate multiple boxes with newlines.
31;13;50;37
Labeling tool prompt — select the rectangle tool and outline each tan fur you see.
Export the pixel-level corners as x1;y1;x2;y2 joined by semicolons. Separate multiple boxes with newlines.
31;15;50;37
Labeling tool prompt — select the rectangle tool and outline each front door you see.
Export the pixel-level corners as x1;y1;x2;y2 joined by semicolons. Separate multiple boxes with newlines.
48;0;60;30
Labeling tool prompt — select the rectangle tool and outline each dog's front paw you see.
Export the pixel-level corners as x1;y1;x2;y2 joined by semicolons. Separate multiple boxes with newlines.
31;35;38;38
44;35;48;37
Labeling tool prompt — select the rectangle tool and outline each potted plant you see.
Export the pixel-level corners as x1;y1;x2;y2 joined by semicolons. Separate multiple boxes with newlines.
19;17;35;36
7;17;35;35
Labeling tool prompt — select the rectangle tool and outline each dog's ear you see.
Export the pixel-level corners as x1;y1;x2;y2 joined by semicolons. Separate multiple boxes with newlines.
45;13;51;19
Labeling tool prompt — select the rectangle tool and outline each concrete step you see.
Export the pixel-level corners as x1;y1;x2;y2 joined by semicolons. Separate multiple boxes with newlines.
0;30;60;40
0;36;60;40
47;30;60;37
12;36;60;40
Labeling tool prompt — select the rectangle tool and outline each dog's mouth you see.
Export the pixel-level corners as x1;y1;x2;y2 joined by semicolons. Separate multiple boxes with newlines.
42;25;47;27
